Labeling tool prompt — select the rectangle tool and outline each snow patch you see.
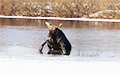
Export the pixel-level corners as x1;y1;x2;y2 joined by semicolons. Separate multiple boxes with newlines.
1;45;120;76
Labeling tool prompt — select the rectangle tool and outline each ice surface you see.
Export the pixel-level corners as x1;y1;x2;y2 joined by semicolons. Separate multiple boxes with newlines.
0;46;120;76
1;16;120;76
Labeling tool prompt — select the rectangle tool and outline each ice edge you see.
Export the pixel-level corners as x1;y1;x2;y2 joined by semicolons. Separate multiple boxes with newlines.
0;15;120;22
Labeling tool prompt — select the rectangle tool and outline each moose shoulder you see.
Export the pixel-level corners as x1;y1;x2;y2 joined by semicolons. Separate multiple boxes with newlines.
39;22;71;55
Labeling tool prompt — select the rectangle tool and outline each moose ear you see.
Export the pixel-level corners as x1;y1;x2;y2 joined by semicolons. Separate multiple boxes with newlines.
56;23;62;28
58;23;62;27
45;22;51;27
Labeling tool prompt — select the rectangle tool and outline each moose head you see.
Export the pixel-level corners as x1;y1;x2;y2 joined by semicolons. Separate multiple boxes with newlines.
45;22;62;40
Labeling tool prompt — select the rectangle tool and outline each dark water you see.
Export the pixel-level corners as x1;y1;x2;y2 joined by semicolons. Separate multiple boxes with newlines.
1;18;120;57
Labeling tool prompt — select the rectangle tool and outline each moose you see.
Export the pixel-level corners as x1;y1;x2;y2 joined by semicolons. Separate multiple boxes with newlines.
39;22;72;55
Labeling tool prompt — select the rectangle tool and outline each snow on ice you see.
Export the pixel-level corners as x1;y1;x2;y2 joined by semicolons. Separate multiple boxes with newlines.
1;15;120;22
0;46;120;76
1;16;120;76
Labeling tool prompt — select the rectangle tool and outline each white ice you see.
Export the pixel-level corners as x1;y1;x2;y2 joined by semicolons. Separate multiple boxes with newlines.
1;16;120;76
0;46;120;76
1;15;120;22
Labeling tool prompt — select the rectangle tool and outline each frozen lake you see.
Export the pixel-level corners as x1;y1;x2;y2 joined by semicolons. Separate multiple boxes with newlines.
1;18;120;57
1;18;120;76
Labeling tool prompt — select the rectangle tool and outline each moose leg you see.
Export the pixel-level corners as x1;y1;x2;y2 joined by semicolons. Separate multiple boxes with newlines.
60;43;66;55
47;42;54;54
47;50;52;54
39;40;47;54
